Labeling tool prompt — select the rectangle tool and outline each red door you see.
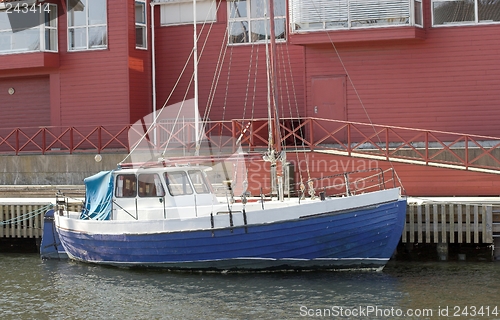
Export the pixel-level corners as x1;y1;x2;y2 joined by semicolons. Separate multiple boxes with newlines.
310;76;347;143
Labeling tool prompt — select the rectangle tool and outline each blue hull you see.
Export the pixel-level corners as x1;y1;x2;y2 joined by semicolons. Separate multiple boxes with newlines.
40;210;68;260
56;199;406;271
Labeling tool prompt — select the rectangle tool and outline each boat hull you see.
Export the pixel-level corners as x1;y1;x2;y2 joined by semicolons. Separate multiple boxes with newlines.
55;198;406;271
40;210;68;260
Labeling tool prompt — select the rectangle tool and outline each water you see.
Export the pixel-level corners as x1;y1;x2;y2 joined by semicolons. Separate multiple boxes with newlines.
1;254;500;320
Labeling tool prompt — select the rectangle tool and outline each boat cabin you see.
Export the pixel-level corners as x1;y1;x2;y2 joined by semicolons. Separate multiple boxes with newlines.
111;166;219;221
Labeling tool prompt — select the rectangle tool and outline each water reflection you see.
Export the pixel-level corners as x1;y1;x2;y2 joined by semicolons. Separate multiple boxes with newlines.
1;254;499;319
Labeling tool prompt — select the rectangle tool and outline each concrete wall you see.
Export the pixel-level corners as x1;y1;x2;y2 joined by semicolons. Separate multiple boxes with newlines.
0;153;127;185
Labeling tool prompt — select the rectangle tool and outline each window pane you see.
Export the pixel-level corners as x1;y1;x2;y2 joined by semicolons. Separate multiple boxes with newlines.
68;0;87;27
275;17;286;39
88;25;107;47
433;0;475;25
251;0;267;19
135;2;146;24
229;0;247;18
115;174;137;198
274;0;286;17
229;21;249;43
136;26;146;48
251;19;269;41
188;171;210;194
69;27;86;49
165;172;193;196
478;0;500;22
45;5;58;27
138;174;165;197
45;29;57;51
12;29;39;51
0;12;11;31
88;0;107;25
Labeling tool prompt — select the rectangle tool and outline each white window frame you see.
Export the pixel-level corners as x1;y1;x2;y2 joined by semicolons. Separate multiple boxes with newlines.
159;0;217;27
227;0;287;45
135;0;147;49
290;0;422;33
67;0;108;51
432;0;500;27
0;3;58;55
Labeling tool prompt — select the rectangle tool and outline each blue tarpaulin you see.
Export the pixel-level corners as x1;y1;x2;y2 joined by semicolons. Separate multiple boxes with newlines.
80;170;114;220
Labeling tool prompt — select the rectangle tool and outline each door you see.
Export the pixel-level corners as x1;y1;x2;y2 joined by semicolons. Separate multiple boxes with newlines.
309;76;347;143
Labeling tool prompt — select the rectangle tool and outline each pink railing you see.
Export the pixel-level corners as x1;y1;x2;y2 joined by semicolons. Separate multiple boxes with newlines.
1;118;500;172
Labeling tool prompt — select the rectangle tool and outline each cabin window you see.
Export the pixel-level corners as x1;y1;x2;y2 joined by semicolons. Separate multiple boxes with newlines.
164;171;193;196
115;174;137;198
135;0;147;49
228;0;286;44
67;0;108;51
188;170;210;194
138;173;165;197
432;0;500;26
0;4;58;54
159;0;217;26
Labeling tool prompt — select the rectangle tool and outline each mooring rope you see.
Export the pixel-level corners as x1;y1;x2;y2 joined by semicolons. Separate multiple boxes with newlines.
0;204;53;225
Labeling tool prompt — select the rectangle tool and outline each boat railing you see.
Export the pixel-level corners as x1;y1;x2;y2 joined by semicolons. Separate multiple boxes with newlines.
302;167;397;198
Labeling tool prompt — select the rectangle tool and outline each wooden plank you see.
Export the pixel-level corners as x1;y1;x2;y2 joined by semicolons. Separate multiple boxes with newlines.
433;204;439;243
28;205;33;238
409;204;415;243
466;205;471;243
16;205;21;238
0;205;4;238
417;204;423;243
441;204;447;243
474;205;479;244
425;204;430;243
449;204;454;243
483;205;493;243
402;205;408;243
35;205;41;238
457;204;463;243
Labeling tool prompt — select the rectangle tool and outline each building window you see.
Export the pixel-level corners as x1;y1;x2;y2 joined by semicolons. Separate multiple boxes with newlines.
68;0;107;51
290;0;423;32
0;4;58;54
160;0;217;26
432;0;500;26
228;0;286;44
135;0;147;49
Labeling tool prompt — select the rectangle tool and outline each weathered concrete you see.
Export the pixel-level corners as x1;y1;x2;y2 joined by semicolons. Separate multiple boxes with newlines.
0;153;127;185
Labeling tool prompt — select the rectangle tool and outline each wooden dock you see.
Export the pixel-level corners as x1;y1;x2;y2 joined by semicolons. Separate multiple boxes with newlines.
0;199;83;239
402;199;500;244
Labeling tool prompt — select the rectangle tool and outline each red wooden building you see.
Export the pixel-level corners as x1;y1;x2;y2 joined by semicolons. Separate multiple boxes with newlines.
1;0;500;195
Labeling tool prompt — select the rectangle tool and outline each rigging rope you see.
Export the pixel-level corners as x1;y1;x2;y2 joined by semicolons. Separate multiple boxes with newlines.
307;0;406;192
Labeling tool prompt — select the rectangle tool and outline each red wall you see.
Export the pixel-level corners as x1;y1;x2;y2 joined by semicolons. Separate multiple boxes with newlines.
303;24;500;137
0;75;50;128
57;1;131;126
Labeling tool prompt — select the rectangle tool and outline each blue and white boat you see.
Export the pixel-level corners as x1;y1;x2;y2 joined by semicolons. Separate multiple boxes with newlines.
42;0;406;271
47;163;406;271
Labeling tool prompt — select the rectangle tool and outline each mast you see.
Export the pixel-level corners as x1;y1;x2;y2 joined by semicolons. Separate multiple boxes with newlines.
265;0;285;199
193;0;200;155
268;0;281;155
